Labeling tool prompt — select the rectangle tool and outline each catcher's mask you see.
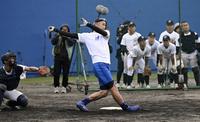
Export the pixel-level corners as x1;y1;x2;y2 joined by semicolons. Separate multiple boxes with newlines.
1;52;16;67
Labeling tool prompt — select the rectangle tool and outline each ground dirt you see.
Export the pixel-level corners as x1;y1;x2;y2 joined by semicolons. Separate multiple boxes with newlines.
1;82;200;122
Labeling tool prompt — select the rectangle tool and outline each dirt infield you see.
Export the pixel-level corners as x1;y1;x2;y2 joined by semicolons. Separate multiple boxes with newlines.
1;83;200;122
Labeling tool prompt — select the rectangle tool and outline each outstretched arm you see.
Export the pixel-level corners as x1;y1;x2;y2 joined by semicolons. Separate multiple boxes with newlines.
48;26;78;39
24;66;39;72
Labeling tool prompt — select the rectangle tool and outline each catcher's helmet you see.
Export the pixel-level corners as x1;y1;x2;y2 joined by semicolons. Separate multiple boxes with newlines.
1;52;16;64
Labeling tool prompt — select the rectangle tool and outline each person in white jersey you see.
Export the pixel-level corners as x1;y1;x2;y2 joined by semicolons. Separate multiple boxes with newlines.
120;22;141;88
157;35;178;88
145;32;159;88
159;20;180;87
126;36;151;88
159;19;180;47
48;18;141;112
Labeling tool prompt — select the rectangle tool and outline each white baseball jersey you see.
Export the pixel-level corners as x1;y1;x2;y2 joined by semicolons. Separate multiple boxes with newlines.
126;45;151;75
120;32;141;51
78;30;110;64
157;43;176;59
146;39;159;58
159;31;180;47
129;45;151;60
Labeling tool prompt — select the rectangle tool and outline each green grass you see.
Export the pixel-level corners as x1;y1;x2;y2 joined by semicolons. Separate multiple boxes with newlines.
21;72;195;85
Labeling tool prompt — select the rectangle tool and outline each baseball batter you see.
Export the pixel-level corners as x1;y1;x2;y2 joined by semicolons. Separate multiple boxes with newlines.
48;18;142;112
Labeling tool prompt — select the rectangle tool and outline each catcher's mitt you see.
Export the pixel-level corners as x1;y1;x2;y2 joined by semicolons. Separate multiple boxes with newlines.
38;66;50;76
144;67;151;76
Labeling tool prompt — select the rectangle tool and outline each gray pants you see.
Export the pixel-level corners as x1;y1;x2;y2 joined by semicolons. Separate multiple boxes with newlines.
182;51;198;68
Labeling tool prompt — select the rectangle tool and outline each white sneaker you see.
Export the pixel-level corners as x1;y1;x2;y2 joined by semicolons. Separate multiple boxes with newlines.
61;86;66;93
146;85;151;88
54;87;59;93
157;84;162;88
170;83;174;88
135;84;140;88
162;84;166;87
183;84;188;90
140;84;144;88
121;83;127;89
127;85;133;89
175;84;178;88
115;83;120;88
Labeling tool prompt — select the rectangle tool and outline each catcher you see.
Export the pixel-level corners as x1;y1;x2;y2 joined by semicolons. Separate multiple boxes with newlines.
127;36;151;88
0;52;49;110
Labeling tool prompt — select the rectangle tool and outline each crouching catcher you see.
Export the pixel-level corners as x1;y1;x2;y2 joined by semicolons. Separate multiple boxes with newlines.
0;52;49;110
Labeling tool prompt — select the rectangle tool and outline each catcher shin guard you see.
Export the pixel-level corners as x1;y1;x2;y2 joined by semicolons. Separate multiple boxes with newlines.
6;95;29;108
158;74;164;85
144;76;149;85
17;95;28;107
0;84;6;106
138;73;144;86
192;67;200;86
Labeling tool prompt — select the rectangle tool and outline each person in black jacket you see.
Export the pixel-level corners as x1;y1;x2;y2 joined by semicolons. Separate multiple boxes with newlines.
180;21;200;88
115;21;130;88
51;24;75;93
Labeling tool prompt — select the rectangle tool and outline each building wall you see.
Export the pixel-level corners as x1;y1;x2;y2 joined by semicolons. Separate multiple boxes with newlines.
0;0;199;72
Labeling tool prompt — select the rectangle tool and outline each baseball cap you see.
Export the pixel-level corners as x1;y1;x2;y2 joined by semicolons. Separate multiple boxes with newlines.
128;21;136;27
166;19;174;26
163;35;170;41
138;36;145;42
148;32;156;37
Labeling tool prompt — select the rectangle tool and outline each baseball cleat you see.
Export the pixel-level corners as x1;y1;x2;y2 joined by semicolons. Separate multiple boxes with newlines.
146;85;151;88
125;105;142;112
157;84;162;88
61;86;66;93
76;101;89;112
115;83;120;88
126;85;133;89
54;87;59;93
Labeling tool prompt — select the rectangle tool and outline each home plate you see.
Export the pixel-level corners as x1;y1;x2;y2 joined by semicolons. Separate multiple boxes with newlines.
100;107;122;110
